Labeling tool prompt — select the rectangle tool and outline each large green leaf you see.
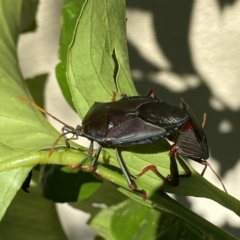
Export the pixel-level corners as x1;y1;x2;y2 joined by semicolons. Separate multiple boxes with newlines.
91;199;198;240
90;198;234;240
0;0;60;219
67;0;137;116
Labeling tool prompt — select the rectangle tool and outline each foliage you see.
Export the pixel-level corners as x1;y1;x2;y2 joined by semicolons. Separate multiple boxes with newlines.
0;0;239;239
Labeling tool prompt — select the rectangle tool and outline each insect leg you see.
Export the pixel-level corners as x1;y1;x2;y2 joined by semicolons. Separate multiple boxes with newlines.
201;161;228;193
115;148;134;189
115;148;146;199
136;149;180;186
61;125;77;148
166;153;180;186
176;154;192;178
200;163;208;176
90;146;102;171
136;165;167;183
49;125;78;157
71;141;95;169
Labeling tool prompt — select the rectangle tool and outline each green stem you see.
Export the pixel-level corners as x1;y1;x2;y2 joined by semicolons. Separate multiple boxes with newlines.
0;148;239;224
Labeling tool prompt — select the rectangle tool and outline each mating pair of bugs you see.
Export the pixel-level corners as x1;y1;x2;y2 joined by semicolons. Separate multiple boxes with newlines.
20;90;227;198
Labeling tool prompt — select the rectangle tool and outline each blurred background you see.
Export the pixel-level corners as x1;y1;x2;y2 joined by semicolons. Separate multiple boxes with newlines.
18;0;240;239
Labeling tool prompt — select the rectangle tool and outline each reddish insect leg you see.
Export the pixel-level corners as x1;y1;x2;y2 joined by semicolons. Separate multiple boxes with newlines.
137;144;193;188
136;164;170;187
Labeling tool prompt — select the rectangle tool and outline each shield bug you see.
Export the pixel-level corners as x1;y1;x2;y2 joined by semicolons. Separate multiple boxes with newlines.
19;91;227;198
19;92;190;198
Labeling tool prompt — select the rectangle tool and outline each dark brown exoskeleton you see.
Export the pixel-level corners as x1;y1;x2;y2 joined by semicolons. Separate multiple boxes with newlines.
57;92;190;198
19;91;227;199
19;93;189;198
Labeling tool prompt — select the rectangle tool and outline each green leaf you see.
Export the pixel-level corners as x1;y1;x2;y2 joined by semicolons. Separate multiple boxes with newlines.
70;180;127;218
0;169;67;240
0;0;64;219
67;0;137;117
25;74;48;106
0;148;238;239
89;199;222;240
56;0;86;110
20;0;38;33
0;145;31;219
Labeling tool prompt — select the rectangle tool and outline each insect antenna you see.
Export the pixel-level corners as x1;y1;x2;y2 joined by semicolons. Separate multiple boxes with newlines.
18;96;71;127
201;161;228;193
19;96;74;155
199;112;227;192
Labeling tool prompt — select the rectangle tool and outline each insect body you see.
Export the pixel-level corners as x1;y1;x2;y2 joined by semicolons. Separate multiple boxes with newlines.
19;91;227;198
81;96;189;147
56;93;189;197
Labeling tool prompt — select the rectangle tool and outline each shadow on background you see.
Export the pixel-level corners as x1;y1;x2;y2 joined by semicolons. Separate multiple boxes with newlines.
127;0;239;238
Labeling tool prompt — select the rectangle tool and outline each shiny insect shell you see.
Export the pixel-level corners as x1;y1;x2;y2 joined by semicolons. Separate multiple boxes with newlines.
53;92;190;197
20;91;227;197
